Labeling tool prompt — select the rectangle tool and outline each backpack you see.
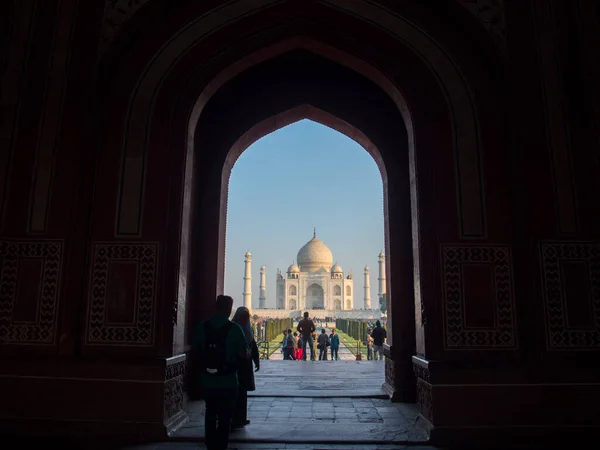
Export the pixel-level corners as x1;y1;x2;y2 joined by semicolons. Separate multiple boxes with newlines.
202;320;235;376
286;334;295;348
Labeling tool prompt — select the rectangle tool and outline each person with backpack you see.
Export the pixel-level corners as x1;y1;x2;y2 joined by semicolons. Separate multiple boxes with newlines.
317;328;330;360
231;306;260;429
192;295;248;450
329;328;340;360
281;329;290;360
284;328;295;360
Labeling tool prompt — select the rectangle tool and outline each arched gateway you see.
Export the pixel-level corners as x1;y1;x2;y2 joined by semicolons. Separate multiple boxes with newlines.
1;0;597;447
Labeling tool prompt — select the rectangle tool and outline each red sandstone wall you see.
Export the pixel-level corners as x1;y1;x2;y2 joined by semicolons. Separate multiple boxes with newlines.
0;0;598;440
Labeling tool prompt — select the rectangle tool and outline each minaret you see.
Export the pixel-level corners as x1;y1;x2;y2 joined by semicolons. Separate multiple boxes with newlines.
377;252;386;302
258;265;267;309
364;265;371;309
243;251;252;310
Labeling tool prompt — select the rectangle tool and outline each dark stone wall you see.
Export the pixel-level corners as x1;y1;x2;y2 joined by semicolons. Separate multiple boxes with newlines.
0;0;598;443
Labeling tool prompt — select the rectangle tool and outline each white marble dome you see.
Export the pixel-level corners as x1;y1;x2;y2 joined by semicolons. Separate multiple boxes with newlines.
297;232;334;272
287;263;300;273
331;263;343;273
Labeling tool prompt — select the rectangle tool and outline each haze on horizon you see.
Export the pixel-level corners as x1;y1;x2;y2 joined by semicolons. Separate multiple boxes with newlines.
224;119;385;310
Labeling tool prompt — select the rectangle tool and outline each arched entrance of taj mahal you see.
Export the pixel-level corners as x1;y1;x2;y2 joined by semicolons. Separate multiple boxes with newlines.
306;283;325;309
1;0;599;447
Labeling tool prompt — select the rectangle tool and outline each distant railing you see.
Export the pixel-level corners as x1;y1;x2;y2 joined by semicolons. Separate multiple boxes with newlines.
257;339;281;360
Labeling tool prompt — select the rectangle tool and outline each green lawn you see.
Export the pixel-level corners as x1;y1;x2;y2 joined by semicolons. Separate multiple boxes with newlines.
337;330;368;356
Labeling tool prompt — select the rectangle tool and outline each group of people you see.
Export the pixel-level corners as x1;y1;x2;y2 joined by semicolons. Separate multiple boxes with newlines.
191;299;388;450
281;314;342;361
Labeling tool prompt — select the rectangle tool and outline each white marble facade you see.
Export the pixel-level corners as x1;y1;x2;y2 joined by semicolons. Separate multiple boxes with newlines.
245;230;385;312
274;231;354;310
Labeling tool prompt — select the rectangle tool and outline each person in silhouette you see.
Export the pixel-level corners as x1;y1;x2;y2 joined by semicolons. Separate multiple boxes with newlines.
317;328;330;360
297;312;316;361
329;328;340;360
192;295;248;450
371;320;387;360
231;306;260;429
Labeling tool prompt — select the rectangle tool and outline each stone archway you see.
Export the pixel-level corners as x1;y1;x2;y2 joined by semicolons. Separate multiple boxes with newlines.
86;0;514;440
306;283;325;309
334;299;342;310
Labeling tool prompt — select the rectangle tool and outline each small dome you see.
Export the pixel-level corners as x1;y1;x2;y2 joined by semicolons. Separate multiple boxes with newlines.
364;265;370;271
260;265;266;270
378;251;385;258
245;251;252;257
331;264;343;273
287;263;300;273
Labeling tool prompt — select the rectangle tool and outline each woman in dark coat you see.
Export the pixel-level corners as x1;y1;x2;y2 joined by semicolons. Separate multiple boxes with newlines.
231;306;260;428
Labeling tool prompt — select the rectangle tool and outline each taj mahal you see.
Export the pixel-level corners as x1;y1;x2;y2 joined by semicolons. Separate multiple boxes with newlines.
242;230;384;319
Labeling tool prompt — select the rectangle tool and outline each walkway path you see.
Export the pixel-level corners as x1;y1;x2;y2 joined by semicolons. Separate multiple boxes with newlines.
251;359;386;397
175;395;428;444
172;359;430;444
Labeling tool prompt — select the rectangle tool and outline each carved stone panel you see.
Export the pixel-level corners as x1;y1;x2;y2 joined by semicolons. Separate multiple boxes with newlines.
164;355;187;431
86;242;159;346
0;240;63;344
99;0;150;57
457;0;506;50
541;242;600;349
416;379;432;422
441;245;517;349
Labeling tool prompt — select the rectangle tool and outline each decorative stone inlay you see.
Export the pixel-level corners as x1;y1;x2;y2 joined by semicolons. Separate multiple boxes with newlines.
98;1;506;58
416;379;433;423
0;240;63;344
164;355;186;422
384;356;395;389
441;245;518;349
457;0;506;49
86;242;159;346
412;363;431;384
540;242;600;349
99;0;150;57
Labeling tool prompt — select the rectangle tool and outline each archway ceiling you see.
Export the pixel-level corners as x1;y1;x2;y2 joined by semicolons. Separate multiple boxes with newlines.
98;0;506;59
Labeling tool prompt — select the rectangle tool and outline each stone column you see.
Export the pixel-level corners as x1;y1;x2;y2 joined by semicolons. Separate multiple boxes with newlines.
243;251;252;310
377;252;386;309
363;265;371;309
258;265;266;309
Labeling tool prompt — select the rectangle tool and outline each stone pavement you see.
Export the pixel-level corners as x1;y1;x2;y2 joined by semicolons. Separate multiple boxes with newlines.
172;360;408;444
174;396;427;444
123;443;439;449
251;359;386;397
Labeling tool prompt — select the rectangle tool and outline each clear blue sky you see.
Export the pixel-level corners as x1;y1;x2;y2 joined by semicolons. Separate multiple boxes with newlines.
225;119;384;309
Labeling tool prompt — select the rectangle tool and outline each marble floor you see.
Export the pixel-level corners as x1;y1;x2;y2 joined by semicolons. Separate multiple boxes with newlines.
174;396;427;444
173;360;425;444
250;359;387;397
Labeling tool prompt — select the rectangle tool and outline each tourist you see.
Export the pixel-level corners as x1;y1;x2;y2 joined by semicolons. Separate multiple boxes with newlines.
329;328;340;360
371;320;387;360
192;295;248;450
231;306;260;429
293;332;303;361
285;328;295;360
317;328;330;360
366;329;374;360
297;312;316;361
281;329;289;360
